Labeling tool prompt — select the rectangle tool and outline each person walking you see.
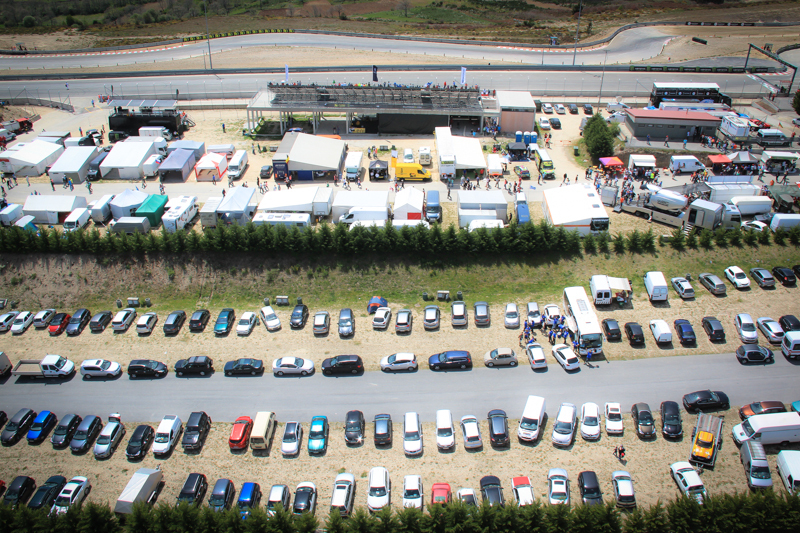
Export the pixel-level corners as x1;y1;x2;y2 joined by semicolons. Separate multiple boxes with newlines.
222;189;226;197
212;174;217;186
664;135;669;147
586;349;593;365
647;134;651;145
683;138;687;150
50;179;55;191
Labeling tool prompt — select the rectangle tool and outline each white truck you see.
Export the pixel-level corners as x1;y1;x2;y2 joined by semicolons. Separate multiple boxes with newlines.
114;468;164;514
138;126;173;141
0;351;11;377
11;355;75;379
717;115;751;143
419;147;432;165
344;152;363;181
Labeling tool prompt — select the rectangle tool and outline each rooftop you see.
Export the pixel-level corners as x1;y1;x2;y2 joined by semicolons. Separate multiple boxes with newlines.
626;109;721;122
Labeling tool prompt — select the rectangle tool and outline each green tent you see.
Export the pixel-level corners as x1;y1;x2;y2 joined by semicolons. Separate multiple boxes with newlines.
135;194;168;228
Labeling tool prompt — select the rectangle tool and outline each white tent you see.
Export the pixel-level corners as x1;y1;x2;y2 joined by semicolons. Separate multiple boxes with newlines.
258;186;318;213
487;154;503;177
23;194;88;224
48;147;99;184
4;139;64;176
542;184;610;236
110;188;149;219
100;141;156;180
195;152;228;182
217;186;255;224
274;132;346;173
394;187;424;220
452;136;487;170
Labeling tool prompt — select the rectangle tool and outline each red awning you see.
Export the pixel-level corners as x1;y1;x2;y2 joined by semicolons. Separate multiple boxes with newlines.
599;156;624;167
708;154;731;164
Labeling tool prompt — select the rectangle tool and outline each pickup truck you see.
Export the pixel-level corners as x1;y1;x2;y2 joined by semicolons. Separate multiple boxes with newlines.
689;413;724;467
11;355;75;379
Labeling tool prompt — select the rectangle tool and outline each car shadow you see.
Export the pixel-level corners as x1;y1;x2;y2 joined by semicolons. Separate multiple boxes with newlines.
175;371;214;379
15;373;77;385
82;373;122;382
322;371;364;378
465;445;484;454
0;373;11;385
273;372;315;379
225;373;265;378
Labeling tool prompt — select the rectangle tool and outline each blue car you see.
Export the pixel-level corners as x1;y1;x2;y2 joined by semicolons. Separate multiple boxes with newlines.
308;416;329;454
237;482;262;519
214;309;236;336
27;411;57;444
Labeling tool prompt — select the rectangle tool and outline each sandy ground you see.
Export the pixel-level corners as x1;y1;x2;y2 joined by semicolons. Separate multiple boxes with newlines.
656;26;800;64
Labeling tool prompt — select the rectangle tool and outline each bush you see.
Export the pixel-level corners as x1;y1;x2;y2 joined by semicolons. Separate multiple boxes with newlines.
728;228;742;247
670;228;685;250
22;15;36;27
686;230;698;249
758;229;771;245
612;233;626;254
713;228;728;248
698;229;714;249
743;228;758;246
774;228;787;245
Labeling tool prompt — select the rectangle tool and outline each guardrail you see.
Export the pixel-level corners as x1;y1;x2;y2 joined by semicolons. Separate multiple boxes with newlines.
1;97;73;112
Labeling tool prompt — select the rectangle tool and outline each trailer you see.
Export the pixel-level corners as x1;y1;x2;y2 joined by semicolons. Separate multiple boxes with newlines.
728;196;772;216
0;351;11;377
252;212;311;228
689;413;724;468
330;191;390;221
162;196;198;233
706;183;760;203
114;468;164;514
256;186;332;216
3;139;64;177
200;197;223;228
458;208;499;228
11;355;75;379
158;149;195;182
0;204;23;227
139;126;172;141
487;154;503;177
542;184;610;236
717;115;750;143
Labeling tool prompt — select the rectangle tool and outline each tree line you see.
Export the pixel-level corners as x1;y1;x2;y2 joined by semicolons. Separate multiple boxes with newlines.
0;490;799;533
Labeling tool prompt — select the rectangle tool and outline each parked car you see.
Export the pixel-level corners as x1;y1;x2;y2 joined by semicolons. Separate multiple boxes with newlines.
395;309;413;333
602;318;622;341
344;410;365;445
513;166;530;179
428;350;472;370
266;484;290;516
552;344;580;371
402;475;423;509
374;414;393;446
260;306;281;331
69;415;102;453
631;403;655;438
554;103;566;114
568;104;579;114
51;414;81;448
289;304;309;328
330;474;356;517
552;403;577;447
772;266;796;286
162;310;186;335
188;310;211;331
372;307;392;330
181;411;211;451
423;305;440;330
111;308;136;332
702;316;725;341
779;314;800;332
742;220;768;232
660;401;683;438
380;353;417;372
484;348;518;367
735;344;774;364
272;357;314;376
213;309;235;335
223;358;263;376
611;471;636;508
624;322;645;344
228;416;253;451
673;319;696;344
431;482;452;506
725;266;750;289
457;487;478;507
176;473;208;506
605;403;624;435
526;302;542;327
580;402;601;440
136;312;158;335
94;414;126;459
750;268;775;288
308;415;329;454
682;390;729;412
460;415;483;449
208;479;235;512
670;462;707;504
128;359;168;379
541;103;553;113
367;467;391;511
337;308;355;336
547;469;569;505
511;477;534;506
757;317;785;344
578;471;603;506
27;411;57;444
2;408;35;446
88;311;113;332
281;422;303;456
80;359;122;379
237;482;262;519
321;355;363;375
293;482;317;515
504;303;520;328
50;476;91;515
474;302;491;326
27;475;66;510
487;409;509;447
175;356;213;376
479;476;504;507
10;311;34;335
48;313;70;335
583;104;593;114
32;309;56;329
735;313;759;343
698;273;726;295
649;320;672;344
739;400;786;420
126;424;155;460
526;343;547;370
671;277;695;299
152;415;182;456
312;311;330;335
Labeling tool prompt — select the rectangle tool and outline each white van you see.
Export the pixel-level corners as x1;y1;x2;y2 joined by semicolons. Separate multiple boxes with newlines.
770;213;800;232
782;331;800;359
649;319;673;343
227;150;249;179
644;271;668;301
732;412;800;445
403;412;423;456
756;129;789;147
670;155;705;174
90;194;115;223
517;395;546;442
607;102;630;113
435;409;455;450
152;415;182;456
63;208;90;232
338;206;389;224
741;440;772;489
590;275;612;306
777;450;800;495
250;411;277;450
403;148;414;164
419;146;431;165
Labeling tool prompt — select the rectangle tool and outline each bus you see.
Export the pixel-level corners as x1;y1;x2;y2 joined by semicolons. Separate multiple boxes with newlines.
532;146;555;180
562;286;603;356
650;82;732;108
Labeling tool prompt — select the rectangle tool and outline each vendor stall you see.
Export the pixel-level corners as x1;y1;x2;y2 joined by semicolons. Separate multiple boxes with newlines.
369;160;388;180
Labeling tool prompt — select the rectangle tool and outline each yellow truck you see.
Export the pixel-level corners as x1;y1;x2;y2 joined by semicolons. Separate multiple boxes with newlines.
395;163;431;181
689;413;724;467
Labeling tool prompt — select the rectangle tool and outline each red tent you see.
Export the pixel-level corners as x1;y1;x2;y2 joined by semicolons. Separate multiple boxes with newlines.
599;156;624;167
708;154;731;164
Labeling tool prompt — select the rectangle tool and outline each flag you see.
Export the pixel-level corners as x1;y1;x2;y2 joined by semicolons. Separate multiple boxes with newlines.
461;67;467;85
285;64;289;83
373;65;378;82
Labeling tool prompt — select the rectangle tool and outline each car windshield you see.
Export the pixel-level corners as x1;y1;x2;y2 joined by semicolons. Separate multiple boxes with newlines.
216;313;229;323
583;485;601;497
438;427;452;437
292;310;303;318
405;431;420;441
742;420;755;437
665;413;680;424
155;432;169;443
506;310;518;318
54;357;67;369
607;411;621;421
584;416;598;426
619;494;635;502
284;429;297;443
387;355;397;364
752;465;771;479
266;313;277;321
551;490;567;501
74;429;87;439
54;494;71;506
13;316;25;324
238;499;253;509
520;417;538;431
554;421;572;434
346;420;361;431
238;318;250;325
166;315;178;324
369;486;387;497
735;272;746;279
404;489;420;498
339;319;351;326
100;360;111;370
638;412;654;425
310;425;325;439
69;315;82;323
97;435;110;445
742;323;756;332
129;435;143;447
209;495;226;506
54;424;68;435
566;356;579;365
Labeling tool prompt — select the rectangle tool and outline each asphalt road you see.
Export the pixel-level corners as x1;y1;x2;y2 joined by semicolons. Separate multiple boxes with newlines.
0;351;796;423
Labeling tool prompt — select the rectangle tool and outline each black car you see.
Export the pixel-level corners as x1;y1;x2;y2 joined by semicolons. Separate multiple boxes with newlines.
583;104;593;114
321;355;363;376
673;319;696;345
660;401;683;438
779;314;800;332
631;403;655;438
602;318;622;341
293;484;317;515
0;411;6;429
175;356;213;376
51;414;81;448
1;408;36;446
126;424;155;460
163;311;187;335
2;476;36;507
772;267;796;286
214;308;236;335
577;471;603;506
259;165;273;179
682;390;730;412
428;350;472;370
209;479;235;512
69;415;102;454
736;345;774;364
65;308;92;336
89;311;113;332
224;358;264;376
624;322;645;344
374;414;392;446
188;310;211;331
289;304;309;328
182;411;212;451
487;410;509;447
549;117;562;129
176;473;208;507
479;476;505;507
568;104;579;114
701;316;725;342
344;410;365;445
27;475;66;510
128;359;168;379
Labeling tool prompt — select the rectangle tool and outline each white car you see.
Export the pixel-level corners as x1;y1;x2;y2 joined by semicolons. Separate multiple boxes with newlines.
542;103;554;113
403;413;423;456
580;402;601;440
547;469;570;505
542;304;561;326
80;359;122;378
10;311;34;335
372;307;392;329
756;317;785;344
504;303;520;329
272;357;314;376
512;476;535;506
380;353;418;372
260;306;281;331
670;462;707;504
526;302;542;327
606;112;626;123
460;415;483;449
554;103;566;115
50;476;91;515
525;343;548;370
538;117;551;130
611;471;636;508
0;311;19;332
604;403;624;435
152;415;182;456
402;475;424;509
456;487;478;506
136;312;158;335
367;467;391;511
111;308;137;332
670;277;695;299
236;312;259;335
735;313;759;343
552;344;580;371
741;220;767;232
649;319;672;344
724;266;750;289
33;308;56;328
281;422;303;456
552;403;577;447
435;409;455;450
330;473;356;517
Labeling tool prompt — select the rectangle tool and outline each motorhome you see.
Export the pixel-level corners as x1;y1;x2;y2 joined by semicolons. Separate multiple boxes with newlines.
562;286;603;355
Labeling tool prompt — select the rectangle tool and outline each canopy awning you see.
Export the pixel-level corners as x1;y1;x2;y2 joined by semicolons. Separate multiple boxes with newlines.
729;151;758;164
369;160;388;170
599;156;624;167
707;154;731;164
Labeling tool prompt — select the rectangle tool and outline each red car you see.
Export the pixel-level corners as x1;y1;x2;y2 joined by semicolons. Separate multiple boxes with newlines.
431;483;452;506
48;313;71;336
228;416;253;450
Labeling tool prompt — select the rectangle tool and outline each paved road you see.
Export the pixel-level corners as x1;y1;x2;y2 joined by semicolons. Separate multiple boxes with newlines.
0;352;796;423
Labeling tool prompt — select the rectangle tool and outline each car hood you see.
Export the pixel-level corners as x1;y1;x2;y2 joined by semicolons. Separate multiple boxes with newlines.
344;430;362;442
51;433;68;445
664;424;682;435
638;424;655;434
174;360;188;370
339;324;353;334
308;438;325;450
715;392;729;405
126;443;144;454
183;432;201;444
1;429;16;441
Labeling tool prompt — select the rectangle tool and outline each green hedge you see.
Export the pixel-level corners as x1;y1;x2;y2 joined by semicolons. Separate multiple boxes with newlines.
182;29;294;42
0;490;799;533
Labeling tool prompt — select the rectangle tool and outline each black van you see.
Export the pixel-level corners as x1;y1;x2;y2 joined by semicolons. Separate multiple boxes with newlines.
209;479;235;512
176;473;208;507
182;411;212;451
578;471;603;505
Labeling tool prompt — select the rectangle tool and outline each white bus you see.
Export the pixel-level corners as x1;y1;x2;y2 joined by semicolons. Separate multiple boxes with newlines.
562;286;603;355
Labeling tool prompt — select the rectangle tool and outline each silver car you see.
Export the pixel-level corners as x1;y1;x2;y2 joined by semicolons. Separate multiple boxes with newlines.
460;416;482;449
451;301;468;327
312;311;330;335
756;317;785;344
698;273;726;296
93;415;126;459
423;305;440;330
504;303;520;329
395;309;413;333
735;313;759;343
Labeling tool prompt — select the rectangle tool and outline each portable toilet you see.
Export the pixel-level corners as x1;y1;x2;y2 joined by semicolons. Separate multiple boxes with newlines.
524;132;531;144
531;132;538;144
515;131;523;143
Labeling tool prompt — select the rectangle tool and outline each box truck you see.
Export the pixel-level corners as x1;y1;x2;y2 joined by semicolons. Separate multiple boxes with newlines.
728;196;772;216
644;271;668;301
718;115;751;143
114;468;164;514
344;152;363;181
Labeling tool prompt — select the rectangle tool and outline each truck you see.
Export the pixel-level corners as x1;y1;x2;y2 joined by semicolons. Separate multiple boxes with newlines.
689;413;724;467
199;197;223;228
728;196;772;216
717;115;751;143
1;119;32;133
139;126;173;141
114;468;164;514
706;182;759;204
419;146;432;165
618;184;740;231
11;355;75;379
344;152;363;181
0;129;16;142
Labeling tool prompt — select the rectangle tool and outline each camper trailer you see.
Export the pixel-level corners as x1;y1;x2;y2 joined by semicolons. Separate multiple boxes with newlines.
162;196;199;233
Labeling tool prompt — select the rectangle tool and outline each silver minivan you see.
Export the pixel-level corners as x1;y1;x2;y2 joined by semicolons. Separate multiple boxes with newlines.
741;440;772;489
338;308;355;337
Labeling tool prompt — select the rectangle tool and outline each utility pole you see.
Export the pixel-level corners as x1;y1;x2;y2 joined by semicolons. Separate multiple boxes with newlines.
205;0;213;70
572;0;583;67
